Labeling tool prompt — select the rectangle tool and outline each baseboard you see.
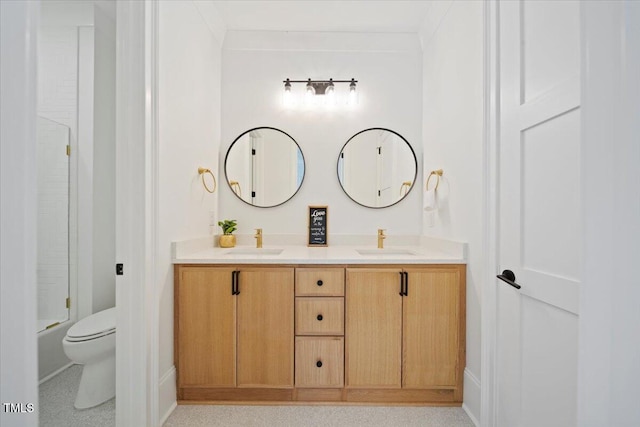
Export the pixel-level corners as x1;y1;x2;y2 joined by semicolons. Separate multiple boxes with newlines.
158;366;177;426
39;362;75;385
463;368;481;426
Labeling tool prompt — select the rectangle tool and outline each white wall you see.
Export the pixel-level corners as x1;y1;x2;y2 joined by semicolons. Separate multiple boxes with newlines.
91;1;116;313
579;1;640;426
157;0;223;420
420;1;483;422
39;0;116;318
219;31;423;236
1;1;39;425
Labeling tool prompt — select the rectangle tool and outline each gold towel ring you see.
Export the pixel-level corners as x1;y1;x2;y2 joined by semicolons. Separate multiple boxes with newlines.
426;169;444;191
399;181;412;196
229;180;242;197
198;167;217;193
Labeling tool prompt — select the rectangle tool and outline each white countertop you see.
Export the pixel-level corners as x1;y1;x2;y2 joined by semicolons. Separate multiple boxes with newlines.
172;235;466;265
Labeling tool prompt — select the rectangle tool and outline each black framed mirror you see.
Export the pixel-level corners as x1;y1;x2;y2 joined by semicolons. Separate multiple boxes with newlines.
224;127;305;208
337;128;417;208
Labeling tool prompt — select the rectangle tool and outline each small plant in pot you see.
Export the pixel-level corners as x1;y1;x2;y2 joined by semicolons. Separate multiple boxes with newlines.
218;219;237;248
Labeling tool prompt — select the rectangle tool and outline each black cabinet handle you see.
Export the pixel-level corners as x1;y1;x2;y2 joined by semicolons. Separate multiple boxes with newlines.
232;270;241;295
497;269;521;290
399;272;408;296
316;361;322;368
317;314;323;321
317;280;323;286
231;271;237;295
404;272;409;296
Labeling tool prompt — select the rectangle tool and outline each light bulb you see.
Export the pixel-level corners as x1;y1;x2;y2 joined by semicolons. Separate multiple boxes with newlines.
348;78;358;106
283;78;293;107
304;79;316;106
325;79;336;107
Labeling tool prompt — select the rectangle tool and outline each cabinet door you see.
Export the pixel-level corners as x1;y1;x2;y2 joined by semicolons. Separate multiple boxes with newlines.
177;267;236;387
402;267;463;388
345;268;402;388
237;268;294;387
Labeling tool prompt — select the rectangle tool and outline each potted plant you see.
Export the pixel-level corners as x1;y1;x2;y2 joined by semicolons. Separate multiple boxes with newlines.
217;219;237;248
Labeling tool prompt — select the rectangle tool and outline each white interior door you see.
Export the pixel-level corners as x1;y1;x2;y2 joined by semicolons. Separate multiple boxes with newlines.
496;1;581;426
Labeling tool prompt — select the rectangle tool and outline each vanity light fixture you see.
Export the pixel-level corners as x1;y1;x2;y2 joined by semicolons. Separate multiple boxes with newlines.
283;78;358;107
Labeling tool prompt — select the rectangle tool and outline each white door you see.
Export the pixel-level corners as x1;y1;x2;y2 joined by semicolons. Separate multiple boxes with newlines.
496;1;581;426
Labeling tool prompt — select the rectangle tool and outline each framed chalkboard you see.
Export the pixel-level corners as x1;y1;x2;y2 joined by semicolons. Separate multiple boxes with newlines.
308;205;328;246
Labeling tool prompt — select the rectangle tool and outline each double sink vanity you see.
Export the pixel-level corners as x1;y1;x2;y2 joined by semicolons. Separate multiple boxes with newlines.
173;237;466;405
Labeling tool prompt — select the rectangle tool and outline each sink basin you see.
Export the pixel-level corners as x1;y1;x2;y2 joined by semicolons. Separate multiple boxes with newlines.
356;248;418;256
225;248;283;255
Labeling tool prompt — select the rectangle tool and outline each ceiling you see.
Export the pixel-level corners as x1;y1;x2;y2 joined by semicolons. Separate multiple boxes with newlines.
210;1;432;33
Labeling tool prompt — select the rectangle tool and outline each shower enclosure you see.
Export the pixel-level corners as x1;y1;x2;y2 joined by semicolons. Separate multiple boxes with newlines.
37;116;70;333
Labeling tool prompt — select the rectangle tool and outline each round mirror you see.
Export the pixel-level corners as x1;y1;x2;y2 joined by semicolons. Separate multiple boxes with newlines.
225;127;305;207
337;128;417;208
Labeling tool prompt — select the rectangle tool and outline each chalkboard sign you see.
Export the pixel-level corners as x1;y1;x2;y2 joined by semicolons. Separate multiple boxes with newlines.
308;205;328;246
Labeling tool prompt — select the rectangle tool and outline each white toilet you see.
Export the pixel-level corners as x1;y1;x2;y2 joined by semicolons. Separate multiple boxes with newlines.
62;307;116;409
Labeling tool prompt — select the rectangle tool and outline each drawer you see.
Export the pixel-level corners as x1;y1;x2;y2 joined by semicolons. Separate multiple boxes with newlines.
296;297;344;335
295;337;344;388
296;268;344;296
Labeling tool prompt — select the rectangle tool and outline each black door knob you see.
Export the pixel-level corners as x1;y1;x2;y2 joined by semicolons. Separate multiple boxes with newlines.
317;280;323;286
317;314;323;321
316;361;323;368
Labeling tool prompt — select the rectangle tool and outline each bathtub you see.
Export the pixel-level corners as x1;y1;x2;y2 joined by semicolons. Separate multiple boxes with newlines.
38;320;73;382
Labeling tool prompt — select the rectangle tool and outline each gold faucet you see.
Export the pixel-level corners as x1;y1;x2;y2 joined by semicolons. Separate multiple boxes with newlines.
377;229;386;249
255;228;263;248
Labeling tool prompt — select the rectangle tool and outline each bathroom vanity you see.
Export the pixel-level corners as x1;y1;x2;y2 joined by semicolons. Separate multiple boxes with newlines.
173;241;466;405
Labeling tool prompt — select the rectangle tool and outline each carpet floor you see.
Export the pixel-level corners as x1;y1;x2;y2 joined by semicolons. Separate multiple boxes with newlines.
39;364;115;427
164;404;476;427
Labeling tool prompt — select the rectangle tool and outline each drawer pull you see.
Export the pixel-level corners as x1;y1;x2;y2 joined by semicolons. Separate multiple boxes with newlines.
317;314;323;321
317;280;323;286
316;360;323;368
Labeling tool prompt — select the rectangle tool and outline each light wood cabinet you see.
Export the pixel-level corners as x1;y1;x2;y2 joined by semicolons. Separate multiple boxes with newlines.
345;266;465;401
295;337;344;388
176;267;236;387
402;267;462;388
236;268;294;388
175;265;294;399
295;297;344;335
175;263;464;404
345;269;403;388
295;268;344;296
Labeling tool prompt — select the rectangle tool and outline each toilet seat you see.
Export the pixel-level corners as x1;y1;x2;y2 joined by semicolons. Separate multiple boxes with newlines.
66;307;116;342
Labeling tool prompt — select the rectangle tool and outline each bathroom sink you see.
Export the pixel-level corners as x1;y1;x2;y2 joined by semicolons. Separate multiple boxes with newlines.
356;248;418;256
225;248;283;255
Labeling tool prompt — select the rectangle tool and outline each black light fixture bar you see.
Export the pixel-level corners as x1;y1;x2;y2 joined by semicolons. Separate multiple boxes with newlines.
283;79;358;83
284;78;357;96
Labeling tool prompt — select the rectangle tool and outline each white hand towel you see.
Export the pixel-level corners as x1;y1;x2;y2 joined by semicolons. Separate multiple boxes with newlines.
423;188;437;211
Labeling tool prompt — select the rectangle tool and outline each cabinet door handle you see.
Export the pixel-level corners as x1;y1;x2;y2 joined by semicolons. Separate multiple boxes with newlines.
316;360;323;368
399;272;404;296
317;314;323;321
317;280;323;286
236;271;240;295
404;272;409;296
231;271;236;295
231;270;241;295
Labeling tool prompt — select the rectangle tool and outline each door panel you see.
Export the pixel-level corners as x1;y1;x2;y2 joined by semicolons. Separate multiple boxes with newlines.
497;1;581;425
345;269;402;388
178;267;236;387
237;268;294;388
520;296;578;427
522;0;580;103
